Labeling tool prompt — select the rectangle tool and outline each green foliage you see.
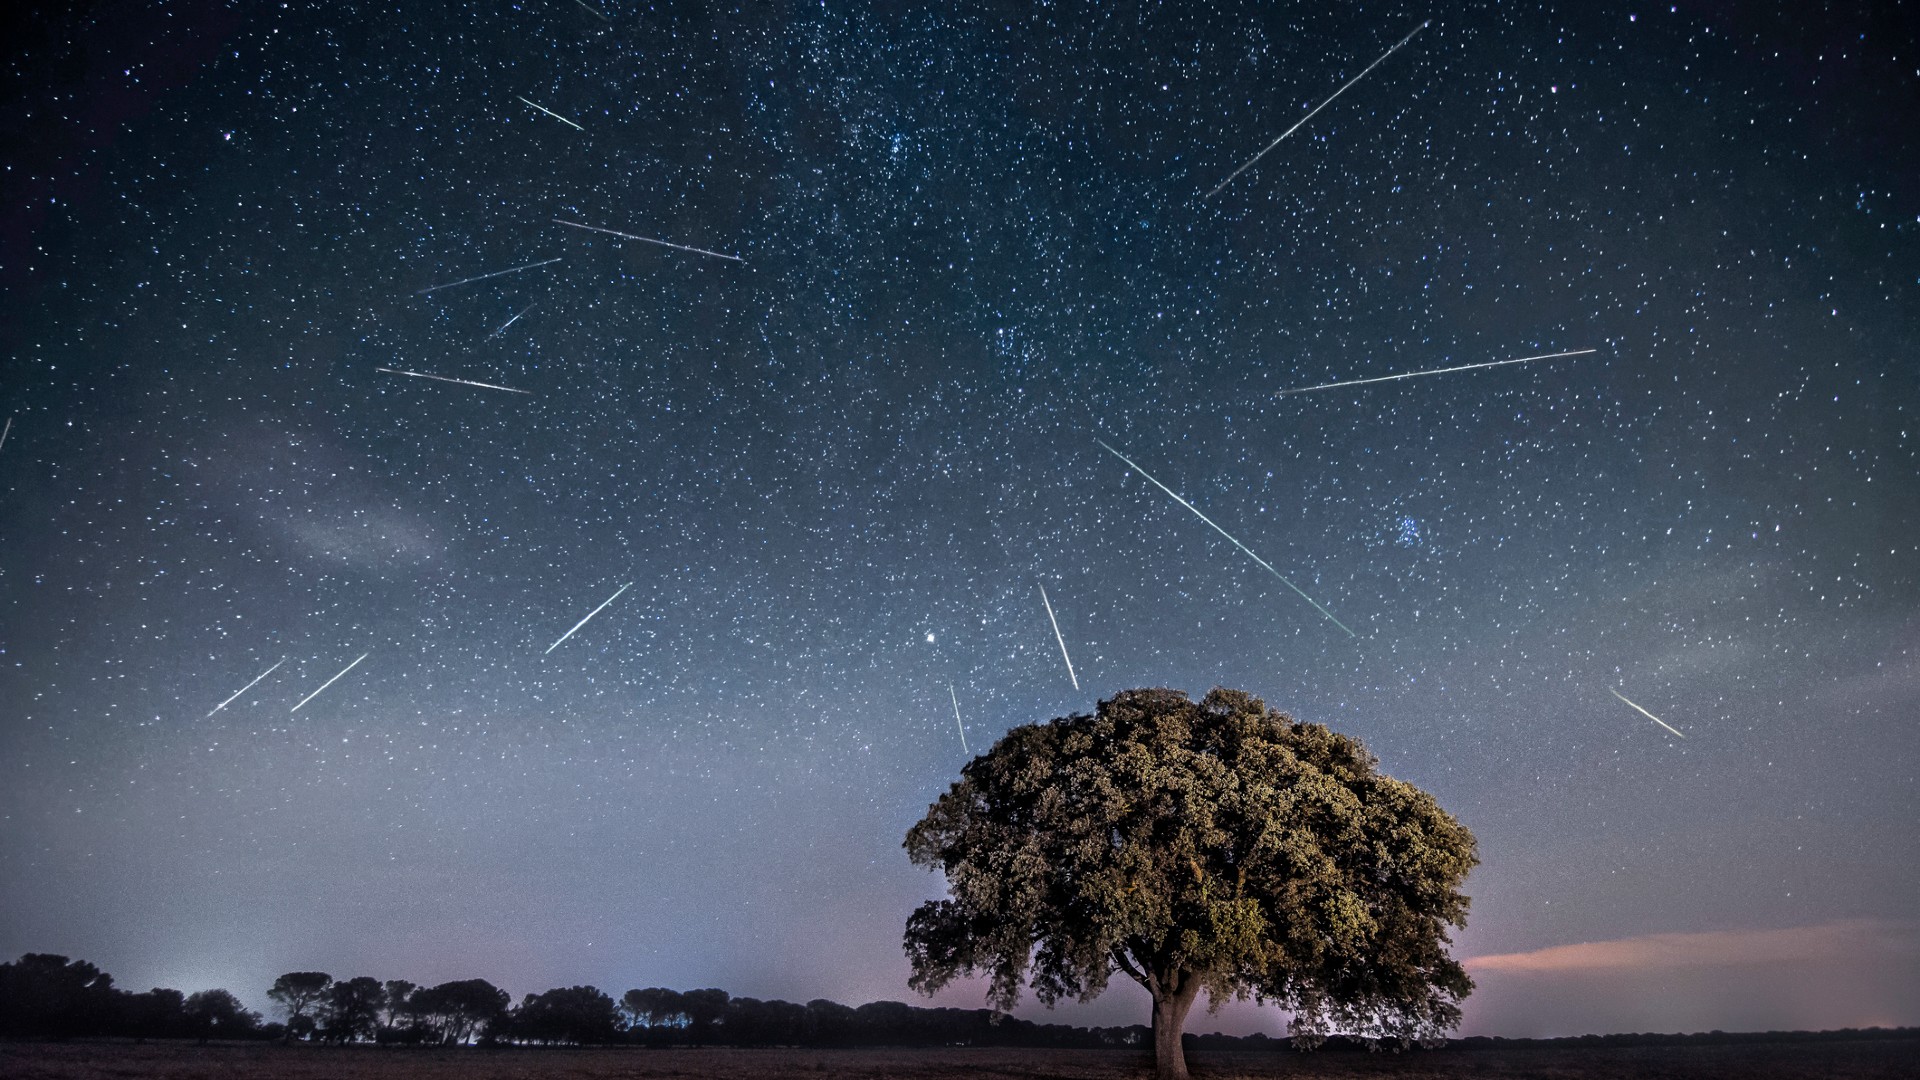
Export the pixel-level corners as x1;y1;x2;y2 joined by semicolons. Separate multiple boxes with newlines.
904;688;1479;1048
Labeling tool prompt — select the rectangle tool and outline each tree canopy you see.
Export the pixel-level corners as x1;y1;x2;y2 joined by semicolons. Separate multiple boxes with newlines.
904;687;1479;1080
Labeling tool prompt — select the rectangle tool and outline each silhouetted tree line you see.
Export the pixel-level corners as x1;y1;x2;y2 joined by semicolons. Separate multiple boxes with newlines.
10;953;1912;1051
0;955;263;1042
1;954;1144;1048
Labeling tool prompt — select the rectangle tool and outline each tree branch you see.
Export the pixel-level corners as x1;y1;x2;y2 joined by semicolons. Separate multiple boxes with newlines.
1110;946;1153;994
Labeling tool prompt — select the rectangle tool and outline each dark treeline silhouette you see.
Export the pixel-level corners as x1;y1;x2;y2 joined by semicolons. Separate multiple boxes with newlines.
6;953;1912;1053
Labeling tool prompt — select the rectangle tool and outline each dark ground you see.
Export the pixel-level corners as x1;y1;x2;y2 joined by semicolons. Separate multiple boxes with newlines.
3;1040;1917;1079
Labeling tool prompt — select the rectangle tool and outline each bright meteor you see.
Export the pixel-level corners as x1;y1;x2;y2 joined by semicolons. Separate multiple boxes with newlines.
552;218;744;263
206;657;285;718
1610;687;1687;739
545;583;632;654
1277;349;1598;396
1093;438;1356;638
1037;582;1079;690
376;367;532;395
291;653;369;714
1204;19;1429;201
948;683;969;755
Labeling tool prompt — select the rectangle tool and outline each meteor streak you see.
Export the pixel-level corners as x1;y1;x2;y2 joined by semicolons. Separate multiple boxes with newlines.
206;657;285;717
949;683;969;754
545;582;631;654
417;256;562;295
1204;19;1429;201
0;416;10;452
1038;582;1079;690
489;304;535;338
572;0;611;21
517;95;584;130
1094;438;1356;637
376;367;532;394
1276;349;1599;395
1610;687;1686;738
553;218;744;263
291;653;368;714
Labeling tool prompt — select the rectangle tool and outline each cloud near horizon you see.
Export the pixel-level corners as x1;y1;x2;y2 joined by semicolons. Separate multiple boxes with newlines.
1467;918;1919;974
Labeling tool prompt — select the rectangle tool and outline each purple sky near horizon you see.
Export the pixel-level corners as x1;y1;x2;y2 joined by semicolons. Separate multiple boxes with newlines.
2;0;1915;1040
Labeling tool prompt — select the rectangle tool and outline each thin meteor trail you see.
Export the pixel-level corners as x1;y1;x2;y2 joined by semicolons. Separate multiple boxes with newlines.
206;657;285;718
545;582;631;654
376;367;532;395
0;416;10;452
1203;19;1429;201
1094;437;1357;638
949;683;969;754
417;256;562;295
1610;687;1687;739
1277;349;1599;395
489;304;535;338
1038;582;1079;690
291;653;368;714
517;95;584;130
571;0;611;21
553;218;744;263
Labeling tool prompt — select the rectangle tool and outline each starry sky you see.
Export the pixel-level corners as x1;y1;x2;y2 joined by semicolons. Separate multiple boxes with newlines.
2;0;1916;1040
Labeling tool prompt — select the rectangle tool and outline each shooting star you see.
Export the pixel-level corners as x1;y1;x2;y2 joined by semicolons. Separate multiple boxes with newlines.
0;416;10;452
488;304;536;338
417;256;562;295
553;218;744;263
376;367;532;395
205;657;286;718
571;0;611;21
949;683;969;755
1037;582;1080;691
545;582;631;654
517;95;584;131
1610;687;1687;739
1203;19;1429;201
1094;437;1356;638
290;653;369;714
1277;349;1599;396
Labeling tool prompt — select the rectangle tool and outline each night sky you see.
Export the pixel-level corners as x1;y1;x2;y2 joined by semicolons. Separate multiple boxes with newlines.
3;0;1916;1040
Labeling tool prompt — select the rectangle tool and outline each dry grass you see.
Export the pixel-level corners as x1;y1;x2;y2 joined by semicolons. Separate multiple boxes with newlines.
2;1039;1914;1080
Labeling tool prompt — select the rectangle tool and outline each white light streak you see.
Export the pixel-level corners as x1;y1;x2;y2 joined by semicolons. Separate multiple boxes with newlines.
553;218;744;263
1610;687;1687;739
546;583;632;654
206;657;286;718
376;367;532;395
291;653;368;714
1204;20;1430;201
417;256;562;295
517;95;584;130
1277;349;1599;396
1094;438;1356;638
1038;582;1079;690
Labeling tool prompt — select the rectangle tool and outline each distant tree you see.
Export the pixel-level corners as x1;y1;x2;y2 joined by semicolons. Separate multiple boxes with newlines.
184;989;258;1043
510;985;620;1044
804;998;856;1046
380;979;418;1035
0;954;120;1038
620;987;686;1032
412;979;509;1045
123;987;188;1039
266;972;332;1042
904;688;1480;1080
322;976;386;1042
679;987;730;1044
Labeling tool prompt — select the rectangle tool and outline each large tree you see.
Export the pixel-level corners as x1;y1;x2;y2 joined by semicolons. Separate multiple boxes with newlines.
904;688;1478;1080
266;972;332;1041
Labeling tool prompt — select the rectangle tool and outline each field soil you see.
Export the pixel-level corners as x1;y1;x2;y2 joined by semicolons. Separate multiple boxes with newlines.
2;1039;1915;1079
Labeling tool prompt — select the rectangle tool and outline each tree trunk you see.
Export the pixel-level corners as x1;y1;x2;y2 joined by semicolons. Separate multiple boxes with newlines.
1150;975;1202;1080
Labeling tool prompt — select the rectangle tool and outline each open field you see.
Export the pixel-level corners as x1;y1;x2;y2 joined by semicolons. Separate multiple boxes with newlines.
3;1040;1917;1080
